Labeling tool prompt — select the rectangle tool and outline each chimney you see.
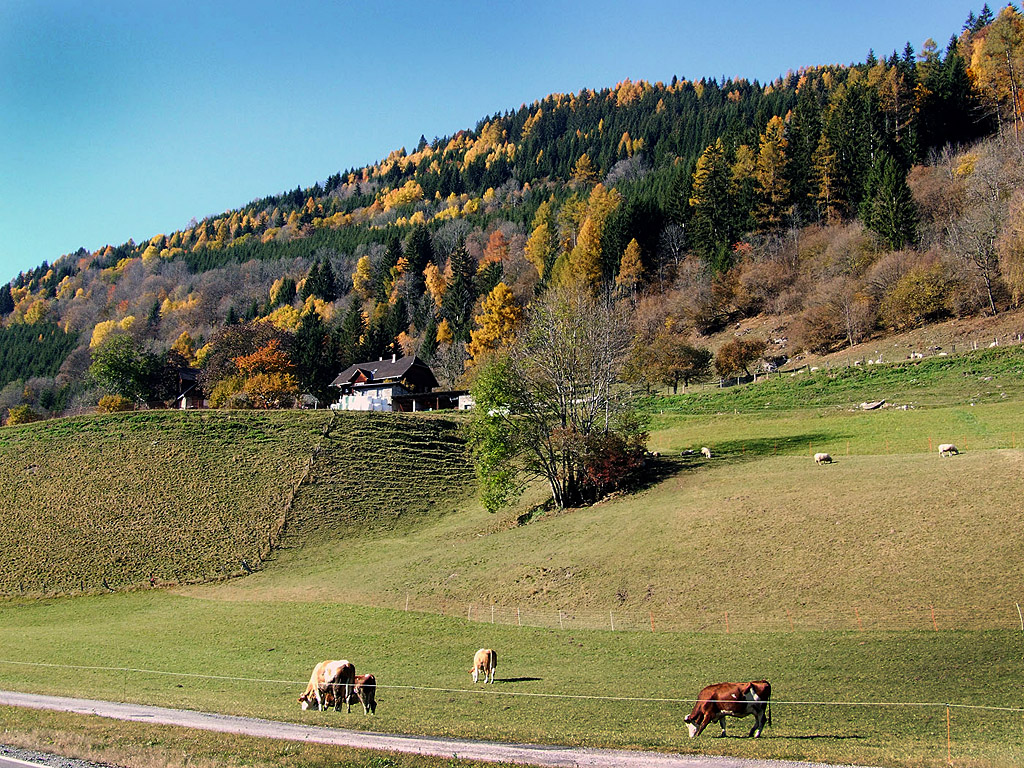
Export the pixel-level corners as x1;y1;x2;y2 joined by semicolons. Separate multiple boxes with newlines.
392;353;397;363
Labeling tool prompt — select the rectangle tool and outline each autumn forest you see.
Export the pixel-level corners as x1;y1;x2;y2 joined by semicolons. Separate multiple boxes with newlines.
4;6;1024;422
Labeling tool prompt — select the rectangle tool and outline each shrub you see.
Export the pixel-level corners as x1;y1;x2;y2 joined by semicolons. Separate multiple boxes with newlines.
97;394;134;413
5;405;42;426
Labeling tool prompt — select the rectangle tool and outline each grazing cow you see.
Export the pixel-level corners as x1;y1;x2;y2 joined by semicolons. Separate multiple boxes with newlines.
814;452;832;465
470;648;497;684
684;680;771;738
346;673;377;714
298;659;355;711
938;443;959;457
701;446;712;459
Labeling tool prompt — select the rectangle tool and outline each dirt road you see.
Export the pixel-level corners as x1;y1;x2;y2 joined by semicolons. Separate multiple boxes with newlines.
0;690;874;768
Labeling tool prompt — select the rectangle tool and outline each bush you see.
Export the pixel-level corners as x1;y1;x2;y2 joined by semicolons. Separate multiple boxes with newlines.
714;336;767;378
97;394;134;413
5;405;42;426
880;264;953;330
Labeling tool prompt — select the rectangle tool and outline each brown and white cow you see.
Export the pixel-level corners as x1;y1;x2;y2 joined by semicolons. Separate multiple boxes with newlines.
298;659;355;711
470;648;497;684
344;673;377;714
684;680;771;738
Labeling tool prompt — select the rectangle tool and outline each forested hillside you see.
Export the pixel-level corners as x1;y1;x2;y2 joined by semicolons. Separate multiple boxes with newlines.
5;6;1024;422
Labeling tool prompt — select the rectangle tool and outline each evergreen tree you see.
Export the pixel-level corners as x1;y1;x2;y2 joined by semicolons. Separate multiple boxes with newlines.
294;311;338;405
336;303;365;367
864;153;917;250
441;246;478;342
300;259;322;301
688;139;734;263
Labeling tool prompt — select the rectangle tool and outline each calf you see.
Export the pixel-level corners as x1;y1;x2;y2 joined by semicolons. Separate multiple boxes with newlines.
470;648;497;684
684;680;771;738
814;452;832;465
298;659;355;711
346;673;377;714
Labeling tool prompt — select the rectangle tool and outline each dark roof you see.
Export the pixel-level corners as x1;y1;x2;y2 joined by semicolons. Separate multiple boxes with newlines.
330;355;438;389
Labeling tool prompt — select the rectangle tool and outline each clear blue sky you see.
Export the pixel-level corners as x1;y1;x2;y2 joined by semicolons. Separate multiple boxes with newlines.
0;0;975;283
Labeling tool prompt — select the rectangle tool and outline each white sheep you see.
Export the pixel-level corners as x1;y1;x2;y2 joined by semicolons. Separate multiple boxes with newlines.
700;446;712;459
938;443;959;457
814;452;833;465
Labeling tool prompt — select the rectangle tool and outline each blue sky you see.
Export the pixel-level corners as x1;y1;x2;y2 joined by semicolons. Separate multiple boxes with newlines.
0;0;976;283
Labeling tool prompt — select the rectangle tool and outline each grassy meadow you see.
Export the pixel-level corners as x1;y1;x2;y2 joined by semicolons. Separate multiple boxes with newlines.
3;346;1024;767
0;593;1022;767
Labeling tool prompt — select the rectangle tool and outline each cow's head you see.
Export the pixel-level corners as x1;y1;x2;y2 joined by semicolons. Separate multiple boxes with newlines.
298;692;326;710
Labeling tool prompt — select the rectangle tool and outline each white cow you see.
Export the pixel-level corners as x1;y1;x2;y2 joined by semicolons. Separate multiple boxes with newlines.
700;447;712;459
814;452;832;465
938;443;959;457
470;648;497;684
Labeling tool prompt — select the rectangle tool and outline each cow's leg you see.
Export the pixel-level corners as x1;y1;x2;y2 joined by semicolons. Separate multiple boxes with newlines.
751;706;766;737
717;714;727;737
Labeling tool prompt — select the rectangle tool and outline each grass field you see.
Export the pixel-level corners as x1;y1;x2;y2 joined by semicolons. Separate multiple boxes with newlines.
3;347;1024;766
0;593;1021;767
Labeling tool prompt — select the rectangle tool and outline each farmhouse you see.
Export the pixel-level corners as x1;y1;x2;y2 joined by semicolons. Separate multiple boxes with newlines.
330;354;467;412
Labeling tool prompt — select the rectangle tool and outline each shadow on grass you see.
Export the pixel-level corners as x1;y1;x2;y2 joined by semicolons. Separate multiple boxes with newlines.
496;677;543;683
698;432;842;463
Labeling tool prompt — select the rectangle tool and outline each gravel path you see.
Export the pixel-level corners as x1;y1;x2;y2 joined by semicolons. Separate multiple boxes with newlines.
0;690;876;768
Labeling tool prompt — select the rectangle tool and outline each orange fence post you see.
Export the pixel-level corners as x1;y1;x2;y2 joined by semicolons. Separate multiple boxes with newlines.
725;611;730;634
650;611;655;633
855;606;863;631
929;437;933;452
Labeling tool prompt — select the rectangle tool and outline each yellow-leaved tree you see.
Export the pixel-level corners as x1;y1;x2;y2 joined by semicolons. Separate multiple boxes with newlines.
615;238;644;297
233;338;299;409
352;255;373;300
466;283;522;368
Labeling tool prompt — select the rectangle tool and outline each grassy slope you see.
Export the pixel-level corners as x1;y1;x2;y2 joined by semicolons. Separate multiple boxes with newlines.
0;410;472;598
3;347;1024;766
0;411;329;594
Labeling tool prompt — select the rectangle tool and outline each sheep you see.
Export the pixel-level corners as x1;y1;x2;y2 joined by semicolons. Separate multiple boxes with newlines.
700;447;712;459
814;452;832;465
938;443;959;457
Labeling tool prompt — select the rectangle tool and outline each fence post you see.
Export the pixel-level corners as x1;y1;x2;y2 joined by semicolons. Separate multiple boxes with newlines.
1016;602;1023;632
931;605;938;631
468;604;472;622
405;593;409;611
725;611;730;634
650;611;655;632
491;605;495;624
517;607;521;626
610;611;615;631
786;609;794;632
855;606;863;631
559;610;564;630
946;706;952;765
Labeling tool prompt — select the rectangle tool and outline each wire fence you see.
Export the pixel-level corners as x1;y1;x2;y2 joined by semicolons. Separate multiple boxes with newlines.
1;657;1022;766
379;594;1024;633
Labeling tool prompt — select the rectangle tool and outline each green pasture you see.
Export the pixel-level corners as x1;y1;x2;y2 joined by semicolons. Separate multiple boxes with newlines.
205;400;1024;629
0;593;1021;767
3;348;1024;766
651;344;1024;413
